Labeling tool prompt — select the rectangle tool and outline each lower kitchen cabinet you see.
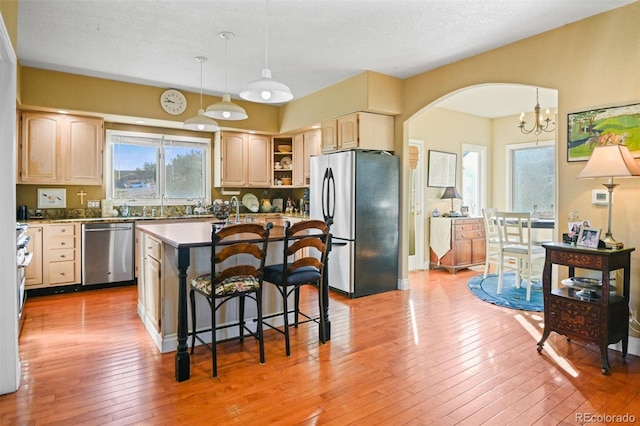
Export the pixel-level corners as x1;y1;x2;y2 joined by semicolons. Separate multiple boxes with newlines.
140;233;162;333
25;225;43;287
27;223;81;289
429;217;486;274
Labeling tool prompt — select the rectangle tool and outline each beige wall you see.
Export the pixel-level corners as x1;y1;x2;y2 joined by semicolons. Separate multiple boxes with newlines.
408;107;492;256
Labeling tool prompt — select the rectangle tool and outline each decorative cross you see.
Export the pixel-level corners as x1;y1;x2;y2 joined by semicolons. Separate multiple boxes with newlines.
76;189;88;205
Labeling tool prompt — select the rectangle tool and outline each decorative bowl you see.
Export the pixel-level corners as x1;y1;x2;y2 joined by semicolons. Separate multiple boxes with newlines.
277;145;292;153
281;177;292;185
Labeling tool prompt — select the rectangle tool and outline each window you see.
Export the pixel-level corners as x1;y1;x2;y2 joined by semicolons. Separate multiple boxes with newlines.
106;130;211;205
508;141;555;215
461;144;487;217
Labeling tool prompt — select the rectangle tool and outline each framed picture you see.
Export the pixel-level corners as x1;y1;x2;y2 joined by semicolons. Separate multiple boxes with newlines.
591;189;612;206
37;188;66;208
577;227;601;248
460;206;469;216
567;102;640;162
427;150;457;187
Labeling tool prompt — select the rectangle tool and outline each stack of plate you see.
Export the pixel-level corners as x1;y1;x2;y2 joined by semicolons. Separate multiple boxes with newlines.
242;193;259;213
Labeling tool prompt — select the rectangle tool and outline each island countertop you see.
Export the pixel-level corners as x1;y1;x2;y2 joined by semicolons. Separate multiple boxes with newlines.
135;219;288;249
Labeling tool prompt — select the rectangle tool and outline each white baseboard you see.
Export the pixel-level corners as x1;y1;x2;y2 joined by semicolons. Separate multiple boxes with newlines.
398;278;410;291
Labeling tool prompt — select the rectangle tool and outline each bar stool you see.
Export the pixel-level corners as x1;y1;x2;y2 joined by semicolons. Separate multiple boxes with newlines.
261;219;331;356
189;222;273;377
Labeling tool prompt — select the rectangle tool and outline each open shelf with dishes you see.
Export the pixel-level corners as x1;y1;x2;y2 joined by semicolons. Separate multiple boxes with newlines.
273;136;293;186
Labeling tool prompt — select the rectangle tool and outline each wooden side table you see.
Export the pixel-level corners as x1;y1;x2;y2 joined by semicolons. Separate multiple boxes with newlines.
537;242;634;374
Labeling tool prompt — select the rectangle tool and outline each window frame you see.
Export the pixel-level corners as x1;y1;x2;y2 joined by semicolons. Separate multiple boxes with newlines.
105;129;211;206
506;140;555;213
461;143;487;217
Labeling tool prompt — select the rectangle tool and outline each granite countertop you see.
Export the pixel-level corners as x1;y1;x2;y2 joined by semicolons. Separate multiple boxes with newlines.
23;212;310;225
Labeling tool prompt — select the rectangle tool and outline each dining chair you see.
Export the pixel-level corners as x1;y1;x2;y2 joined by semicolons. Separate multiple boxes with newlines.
189;222;273;378
481;208;503;279
261;219;331;356
495;211;545;301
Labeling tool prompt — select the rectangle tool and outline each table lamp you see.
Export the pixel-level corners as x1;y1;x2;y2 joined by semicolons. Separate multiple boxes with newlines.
441;186;462;216
577;143;640;249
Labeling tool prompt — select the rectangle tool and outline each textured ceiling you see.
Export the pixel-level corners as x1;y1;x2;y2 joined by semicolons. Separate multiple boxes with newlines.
17;0;634;118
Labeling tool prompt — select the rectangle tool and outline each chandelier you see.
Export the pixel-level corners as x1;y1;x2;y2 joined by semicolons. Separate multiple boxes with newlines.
518;88;555;135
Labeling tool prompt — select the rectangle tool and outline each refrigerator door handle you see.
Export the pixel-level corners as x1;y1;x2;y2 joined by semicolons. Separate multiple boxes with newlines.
322;168;329;221
327;167;336;221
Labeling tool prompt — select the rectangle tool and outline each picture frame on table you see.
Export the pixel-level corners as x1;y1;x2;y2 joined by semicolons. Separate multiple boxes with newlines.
577;227;601;248
37;188;66;209
567;102;640;162
427;150;457;187
460;206;469;216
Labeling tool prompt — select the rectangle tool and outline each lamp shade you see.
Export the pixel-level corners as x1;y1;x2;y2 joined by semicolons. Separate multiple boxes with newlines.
440;186;462;200
239;68;293;104
577;144;640;178
205;94;248;120
183;109;220;132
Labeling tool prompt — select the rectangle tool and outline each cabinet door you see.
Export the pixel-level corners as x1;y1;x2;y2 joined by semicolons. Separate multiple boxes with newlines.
247;134;271;187
144;255;162;332
357;112;394;151
321;119;337;152
19;112;61;183
66;116;103;184
303;129;321;180
471;236;486;264
454;238;473;265
25;226;43;287
337;114;359;150
292;133;305;186
220;132;247;186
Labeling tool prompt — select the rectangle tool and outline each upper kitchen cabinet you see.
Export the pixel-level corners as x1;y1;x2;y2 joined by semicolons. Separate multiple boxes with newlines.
292;129;320;187
19;111;104;185
321;112;394;153
216;132;271;188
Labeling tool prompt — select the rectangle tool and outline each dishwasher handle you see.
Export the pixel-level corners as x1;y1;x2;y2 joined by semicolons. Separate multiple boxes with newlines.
84;226;133;232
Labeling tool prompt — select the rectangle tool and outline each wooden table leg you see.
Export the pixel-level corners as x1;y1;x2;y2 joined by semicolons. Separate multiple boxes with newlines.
175;247;190;381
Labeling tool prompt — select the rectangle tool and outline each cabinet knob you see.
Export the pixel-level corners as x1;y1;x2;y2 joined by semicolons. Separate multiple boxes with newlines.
60;272;65;276
60;255;66;258
60;242;66;246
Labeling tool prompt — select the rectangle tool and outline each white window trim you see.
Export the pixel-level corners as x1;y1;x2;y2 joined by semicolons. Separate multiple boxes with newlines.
106;129;211;206
461;143;487;216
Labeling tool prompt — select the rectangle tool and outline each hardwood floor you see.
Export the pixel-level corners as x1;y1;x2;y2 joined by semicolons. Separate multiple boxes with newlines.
3;269;640;425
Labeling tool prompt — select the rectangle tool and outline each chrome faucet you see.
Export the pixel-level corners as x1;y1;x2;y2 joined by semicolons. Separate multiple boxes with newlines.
230;196;240;223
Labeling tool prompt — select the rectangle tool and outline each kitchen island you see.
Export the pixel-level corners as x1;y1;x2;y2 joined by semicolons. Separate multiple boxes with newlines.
135;219;330;382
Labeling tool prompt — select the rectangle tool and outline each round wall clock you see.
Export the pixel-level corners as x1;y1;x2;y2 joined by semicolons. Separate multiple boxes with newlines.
160;89;187;115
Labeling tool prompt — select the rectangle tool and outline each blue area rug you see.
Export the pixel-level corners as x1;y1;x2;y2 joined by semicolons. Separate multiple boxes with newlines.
467;273;543;312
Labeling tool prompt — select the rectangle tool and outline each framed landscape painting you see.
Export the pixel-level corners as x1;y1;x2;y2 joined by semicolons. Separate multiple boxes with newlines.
567;103;640;162
427;150;457;187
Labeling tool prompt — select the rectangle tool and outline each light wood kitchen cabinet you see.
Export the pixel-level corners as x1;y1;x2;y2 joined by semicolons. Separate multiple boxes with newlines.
141;233;162;332
25;226;43;288
19;111;104;185
292;129;320;187
321;112;394;153
27;223;81;289
217;132;271;187
429;217;486;274
273;136;293;187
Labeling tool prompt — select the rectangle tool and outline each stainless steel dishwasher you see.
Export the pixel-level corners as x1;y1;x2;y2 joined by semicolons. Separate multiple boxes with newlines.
82;222;135;286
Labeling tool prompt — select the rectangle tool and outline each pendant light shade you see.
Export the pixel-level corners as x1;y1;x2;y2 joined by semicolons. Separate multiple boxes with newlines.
239;0;293;104
184;56;220;132
205;32;248;120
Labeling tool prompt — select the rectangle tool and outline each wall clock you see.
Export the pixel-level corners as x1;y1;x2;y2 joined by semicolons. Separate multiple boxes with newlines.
160;89;187;115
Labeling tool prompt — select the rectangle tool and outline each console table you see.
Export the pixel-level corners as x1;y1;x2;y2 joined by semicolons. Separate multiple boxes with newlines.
537;242;634;374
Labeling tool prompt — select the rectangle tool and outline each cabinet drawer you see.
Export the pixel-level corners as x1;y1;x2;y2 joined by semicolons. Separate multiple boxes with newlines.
49;224;76;236
454;227;485;240
49;248;75;262
145;236;162;261
49;236;76;249
48;261;76;284
548;297;600;340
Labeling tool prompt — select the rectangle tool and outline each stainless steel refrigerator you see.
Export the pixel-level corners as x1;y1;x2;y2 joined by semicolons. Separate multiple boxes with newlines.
310;150;399;298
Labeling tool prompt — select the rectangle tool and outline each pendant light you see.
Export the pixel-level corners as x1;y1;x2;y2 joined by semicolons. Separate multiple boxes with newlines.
205;32;248;120
184;56;220;132
239;0;293;104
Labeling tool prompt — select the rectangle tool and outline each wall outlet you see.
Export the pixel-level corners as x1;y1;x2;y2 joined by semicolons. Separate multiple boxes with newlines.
87;200;100;208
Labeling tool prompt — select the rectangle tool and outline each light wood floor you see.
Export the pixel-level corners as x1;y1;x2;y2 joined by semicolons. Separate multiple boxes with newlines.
3;268;640;425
